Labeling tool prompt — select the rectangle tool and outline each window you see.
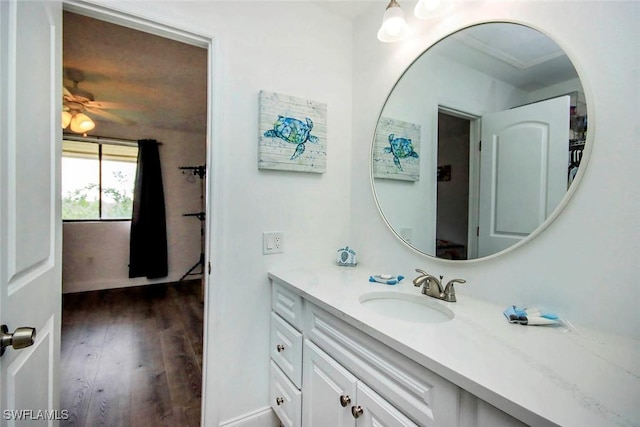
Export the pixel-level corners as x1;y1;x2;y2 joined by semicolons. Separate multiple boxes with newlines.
62;140;138;220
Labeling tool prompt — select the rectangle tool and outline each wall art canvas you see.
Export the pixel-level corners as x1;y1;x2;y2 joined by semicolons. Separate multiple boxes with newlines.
259;91;327;173
373;117;421;181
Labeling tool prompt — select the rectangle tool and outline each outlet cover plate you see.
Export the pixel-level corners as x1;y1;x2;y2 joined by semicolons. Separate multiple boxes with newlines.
263;231;284;254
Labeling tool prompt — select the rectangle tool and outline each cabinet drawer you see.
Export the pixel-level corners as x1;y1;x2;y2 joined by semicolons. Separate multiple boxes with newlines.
304;303;459;426
270;361;302;427
271;312;303;388
271;281;304;331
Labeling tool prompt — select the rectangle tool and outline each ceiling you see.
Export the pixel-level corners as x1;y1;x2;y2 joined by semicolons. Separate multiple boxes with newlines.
63;11;208;135
63;6;578;137
312;0;378;20
62;3;374;137
442;23;580;92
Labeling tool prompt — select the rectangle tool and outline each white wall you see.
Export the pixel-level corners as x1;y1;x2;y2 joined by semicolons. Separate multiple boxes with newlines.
82;1;354;425
62;123;206;292
68;1;638;426
352;0;639;339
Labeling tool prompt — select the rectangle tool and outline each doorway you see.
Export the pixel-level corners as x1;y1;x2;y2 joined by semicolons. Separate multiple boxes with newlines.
436;112;470;259
60;6;211;426
435;109;480;260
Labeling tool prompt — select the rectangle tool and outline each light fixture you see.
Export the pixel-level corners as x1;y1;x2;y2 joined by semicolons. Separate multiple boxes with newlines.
414;0;453;19
377;0;409;43
64;111;95;134
61;111;72;129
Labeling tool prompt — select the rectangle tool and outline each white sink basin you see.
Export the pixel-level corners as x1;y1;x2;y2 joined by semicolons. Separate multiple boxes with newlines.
359;292;454;323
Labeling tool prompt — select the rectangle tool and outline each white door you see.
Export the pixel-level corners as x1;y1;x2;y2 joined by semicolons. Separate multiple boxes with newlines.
302;340;357;427
478;96;569;257
0;0;62;424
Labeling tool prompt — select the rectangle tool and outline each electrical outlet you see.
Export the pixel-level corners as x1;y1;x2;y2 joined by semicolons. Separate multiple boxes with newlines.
399;227;413;244
263;231;284;254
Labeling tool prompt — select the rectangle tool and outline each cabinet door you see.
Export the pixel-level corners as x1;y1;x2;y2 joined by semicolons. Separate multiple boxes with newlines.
303;340;358;427
354;382;419;427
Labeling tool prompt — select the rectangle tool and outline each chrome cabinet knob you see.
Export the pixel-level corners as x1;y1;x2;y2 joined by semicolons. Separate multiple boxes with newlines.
276;344;285;352
351;406;363;418
1;325;36;356
339;395;351;407
276;397;284;406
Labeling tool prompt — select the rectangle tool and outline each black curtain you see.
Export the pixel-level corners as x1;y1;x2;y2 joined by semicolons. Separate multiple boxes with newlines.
129;139;168;279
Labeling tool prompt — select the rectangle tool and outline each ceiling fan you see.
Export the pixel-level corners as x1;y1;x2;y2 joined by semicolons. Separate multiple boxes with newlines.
62;68;134;133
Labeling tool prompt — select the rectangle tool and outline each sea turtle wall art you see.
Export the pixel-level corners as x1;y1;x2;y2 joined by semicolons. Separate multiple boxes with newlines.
264;116;319;160
373;117;421;181
259;91;327;173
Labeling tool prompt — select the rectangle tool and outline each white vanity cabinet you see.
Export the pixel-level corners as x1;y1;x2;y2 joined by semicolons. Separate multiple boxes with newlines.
270;284;304;427
268;269;638;426
303;339;418;427
270;280;459;427
303;301;459;426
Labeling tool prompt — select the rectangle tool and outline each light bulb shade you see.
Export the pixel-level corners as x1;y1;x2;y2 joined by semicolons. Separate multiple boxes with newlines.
377;1;409;42
414;0;453;19
69;113;95;133
61;111;72;128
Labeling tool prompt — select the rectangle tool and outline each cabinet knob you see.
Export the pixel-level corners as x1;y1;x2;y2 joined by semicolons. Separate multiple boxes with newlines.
351;405;363;419
276;344;285;352
339;395;351;407
276;397;284;406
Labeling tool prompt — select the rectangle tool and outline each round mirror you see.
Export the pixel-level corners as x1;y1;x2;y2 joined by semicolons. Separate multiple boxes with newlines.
371;22;588;261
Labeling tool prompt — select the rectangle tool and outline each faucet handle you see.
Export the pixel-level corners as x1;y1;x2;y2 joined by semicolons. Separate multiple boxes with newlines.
443;279;466;302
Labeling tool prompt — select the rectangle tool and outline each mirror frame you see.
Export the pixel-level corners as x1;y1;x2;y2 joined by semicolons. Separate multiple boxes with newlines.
369;20;594;263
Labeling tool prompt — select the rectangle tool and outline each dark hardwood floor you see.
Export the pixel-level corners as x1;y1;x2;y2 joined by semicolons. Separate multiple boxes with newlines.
60;280;203;427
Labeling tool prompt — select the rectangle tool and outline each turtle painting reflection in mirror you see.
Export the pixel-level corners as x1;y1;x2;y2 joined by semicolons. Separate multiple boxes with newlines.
372;117;421;181
384;133;419;171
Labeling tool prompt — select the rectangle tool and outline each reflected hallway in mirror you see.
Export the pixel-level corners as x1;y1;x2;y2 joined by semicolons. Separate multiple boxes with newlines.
436;112;470;260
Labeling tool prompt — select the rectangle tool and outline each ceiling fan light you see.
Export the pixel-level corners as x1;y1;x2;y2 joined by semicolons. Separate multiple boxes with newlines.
378;0;409;43
61;111;72;128
414;0;453;19
69;113;95;133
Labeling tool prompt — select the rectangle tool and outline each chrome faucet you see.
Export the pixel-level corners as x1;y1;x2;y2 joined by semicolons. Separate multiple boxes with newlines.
412;270;444;298
413;269;466;302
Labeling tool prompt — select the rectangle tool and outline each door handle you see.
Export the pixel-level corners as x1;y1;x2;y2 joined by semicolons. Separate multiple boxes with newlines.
1;325;36;356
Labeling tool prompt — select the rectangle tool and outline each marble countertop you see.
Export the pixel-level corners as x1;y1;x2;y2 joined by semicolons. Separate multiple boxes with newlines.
268;267;640;427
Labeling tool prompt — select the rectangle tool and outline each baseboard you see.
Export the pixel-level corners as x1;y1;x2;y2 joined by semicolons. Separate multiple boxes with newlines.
218;406;278;427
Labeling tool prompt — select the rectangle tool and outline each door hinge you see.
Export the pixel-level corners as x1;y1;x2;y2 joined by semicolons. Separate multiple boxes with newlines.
479;140;482;151
208;262;211;275
476;226;480;237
